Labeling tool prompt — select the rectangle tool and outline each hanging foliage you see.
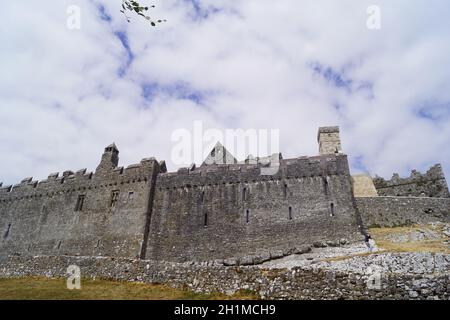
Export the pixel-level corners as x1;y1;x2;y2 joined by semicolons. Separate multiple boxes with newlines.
120;1;166;26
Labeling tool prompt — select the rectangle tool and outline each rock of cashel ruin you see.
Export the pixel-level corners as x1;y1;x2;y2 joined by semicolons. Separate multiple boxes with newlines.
0;126;449;263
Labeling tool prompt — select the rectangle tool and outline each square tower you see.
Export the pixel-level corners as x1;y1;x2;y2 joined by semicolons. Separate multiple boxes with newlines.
318;126;342;155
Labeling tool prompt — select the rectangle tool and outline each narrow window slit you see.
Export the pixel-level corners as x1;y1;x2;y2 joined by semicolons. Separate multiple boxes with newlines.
3;223;11;239
75;195;85;212
110;190;120;208
323;177;329;196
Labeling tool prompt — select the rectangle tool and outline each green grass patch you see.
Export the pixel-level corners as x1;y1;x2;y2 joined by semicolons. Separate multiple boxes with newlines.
0;277;258;300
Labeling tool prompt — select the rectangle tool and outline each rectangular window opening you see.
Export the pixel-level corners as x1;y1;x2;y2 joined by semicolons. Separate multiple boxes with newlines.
204;213;208;227
246;210;250;223
75;195;85;212
110;190;120;208
289;207;293;220
330;203;335;217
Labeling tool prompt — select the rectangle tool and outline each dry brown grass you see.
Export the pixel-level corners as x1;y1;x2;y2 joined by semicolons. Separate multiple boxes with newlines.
0;277;258;300
369;224;449;254
323;224;449;263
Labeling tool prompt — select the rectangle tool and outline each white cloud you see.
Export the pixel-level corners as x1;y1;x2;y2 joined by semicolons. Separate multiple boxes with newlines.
0;0;449;186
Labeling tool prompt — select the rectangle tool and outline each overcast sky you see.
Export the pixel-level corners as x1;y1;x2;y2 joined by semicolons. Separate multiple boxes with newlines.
1;0;449;186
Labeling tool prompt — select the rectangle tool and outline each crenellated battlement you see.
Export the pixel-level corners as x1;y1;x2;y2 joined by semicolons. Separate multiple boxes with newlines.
0;143;162;260
157;154;349;190
0;153;160;201
373;164;449;198
2;126;447;264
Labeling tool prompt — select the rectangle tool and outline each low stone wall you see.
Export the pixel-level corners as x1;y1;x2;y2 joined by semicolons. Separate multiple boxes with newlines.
0;255;448;300
356;197;450;228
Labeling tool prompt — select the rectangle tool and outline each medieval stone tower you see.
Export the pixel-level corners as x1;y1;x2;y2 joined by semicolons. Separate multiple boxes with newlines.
96;143;119;173
318;126;342;155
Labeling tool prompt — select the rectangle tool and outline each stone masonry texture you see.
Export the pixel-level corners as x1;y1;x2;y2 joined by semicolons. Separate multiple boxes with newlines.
0;127;448;263
355;197;450;228
373;164;450;198
352;174;378;197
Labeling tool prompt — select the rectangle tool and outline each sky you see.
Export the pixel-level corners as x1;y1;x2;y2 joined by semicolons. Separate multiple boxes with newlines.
1;0;450;186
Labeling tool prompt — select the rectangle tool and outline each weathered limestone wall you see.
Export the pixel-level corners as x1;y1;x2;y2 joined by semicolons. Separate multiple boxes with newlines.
355;197;450;228
0;255;448;300
352;174;378;197
373;164;450;198
0;158;160;259
318;126;342;155
146;154;361;262
0;150;361;263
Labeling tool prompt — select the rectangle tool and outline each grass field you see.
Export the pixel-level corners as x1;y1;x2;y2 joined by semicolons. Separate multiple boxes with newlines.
0;277;258;300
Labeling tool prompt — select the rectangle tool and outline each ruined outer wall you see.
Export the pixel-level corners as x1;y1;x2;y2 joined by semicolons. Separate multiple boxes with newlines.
146;154;361;262
0;159;159;259
355;197;450;228
373;165;450;198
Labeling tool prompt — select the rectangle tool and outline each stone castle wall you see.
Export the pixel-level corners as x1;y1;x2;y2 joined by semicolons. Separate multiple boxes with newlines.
147;154;361;262
0;158;160;259
0;152;361;263
355;197;450;228
373;164;450;198
1;126;449;263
